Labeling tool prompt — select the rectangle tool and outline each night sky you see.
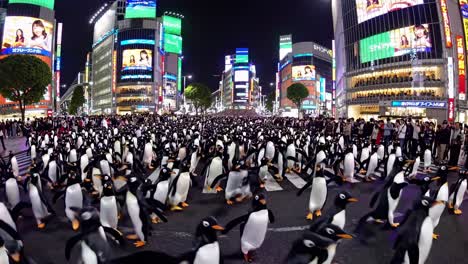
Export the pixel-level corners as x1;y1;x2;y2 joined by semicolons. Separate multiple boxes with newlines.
56;0;333;94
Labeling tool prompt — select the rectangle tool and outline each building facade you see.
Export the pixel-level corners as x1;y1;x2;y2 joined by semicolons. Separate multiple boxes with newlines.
333;0;466;122
277;38;333;116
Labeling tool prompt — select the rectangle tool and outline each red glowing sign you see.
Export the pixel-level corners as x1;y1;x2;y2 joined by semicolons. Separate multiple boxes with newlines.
448;98;455;122
440;0;452;48
457;36;466;100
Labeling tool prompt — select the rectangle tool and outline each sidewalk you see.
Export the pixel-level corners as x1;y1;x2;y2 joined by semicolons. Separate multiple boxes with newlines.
0;136;28;156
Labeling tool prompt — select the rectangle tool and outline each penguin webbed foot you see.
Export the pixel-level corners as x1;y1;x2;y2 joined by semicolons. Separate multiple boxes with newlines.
134;240;146;248
432;233;439;240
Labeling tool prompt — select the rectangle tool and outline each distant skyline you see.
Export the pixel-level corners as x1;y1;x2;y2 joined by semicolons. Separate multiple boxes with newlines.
54;0;333;94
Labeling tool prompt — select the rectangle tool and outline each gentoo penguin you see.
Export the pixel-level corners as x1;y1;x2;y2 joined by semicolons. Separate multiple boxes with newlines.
385;148;397;179
342;146;356;182
124;176;167;247
7;152;19;178
310;223;353;264
390;196;441;264
297;166;328;220
429;166;451;239
285;230;335;264
449;169;468;215
187;216;224;264
25;171;55;229
1;166;20;209
423;147;432;172
357;171;408;229
52;170;83;230
222;191;275;262
0;228;22;263
167;161;191;210
100;179;119;229
142;138;154;169
405;154;421;179
65;207;124;264
311;191;358;230
202;149;225;193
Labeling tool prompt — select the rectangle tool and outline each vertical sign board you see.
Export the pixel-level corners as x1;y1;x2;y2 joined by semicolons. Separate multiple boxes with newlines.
461;1;468;51
178;57;182;93
320;78;326;102
279;34;292;61
332;39;336;117
457;36;466;100
55;23;62;101
440;0;453;48
448;57;455;121
112;51;117;93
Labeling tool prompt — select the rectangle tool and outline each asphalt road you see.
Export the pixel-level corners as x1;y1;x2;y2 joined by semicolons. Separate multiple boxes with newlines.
8;168;468;264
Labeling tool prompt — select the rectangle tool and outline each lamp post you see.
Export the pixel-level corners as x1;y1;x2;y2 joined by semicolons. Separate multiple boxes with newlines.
182;75;192;111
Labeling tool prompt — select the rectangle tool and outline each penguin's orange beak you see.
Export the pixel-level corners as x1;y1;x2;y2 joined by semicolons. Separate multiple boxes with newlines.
10;252;20;262
431;177;441;181
259;199;267;205
347;198;358;203
432;201;445;206
449;166;459;171
212;225;225;231
337;233;353;239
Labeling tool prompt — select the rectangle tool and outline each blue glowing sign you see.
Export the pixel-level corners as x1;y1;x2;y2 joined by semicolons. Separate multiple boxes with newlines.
391;101;447;108
320;77;326;102
121;39;155;46
1;47;51;56
121;74;152;80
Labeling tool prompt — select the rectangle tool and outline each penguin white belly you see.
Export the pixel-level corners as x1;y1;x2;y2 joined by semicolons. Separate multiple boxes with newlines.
100;160;111;176
190;153;200;174
323;244;338;264
225;171;243;200
143;143;153;164
265;142;275;160
48;162;57;183
353;145;358;159
309;177;327;213
343;153;355;180
386;155;396;177
86;148;93;159
126;192;144;241
259;166;269;182
377;146;385;160
80;155;89;181
360;149;369;163
69;150;78;163
169;173;190;205
410;158;420;177
65;184;83;221
114;141;121;155
429;184;448;228
424;150;432;168
331;210;346;230
194;242;220;264
29;185;48;222
92;168;103;194
241;210;269;254
205;158;223;191
257;149;265;165
367;155;378;176
387;189;402;226
81;241;98;264
5;178;20;208
154;181;169;205
316;151;326;165
417;217;434;264
396;147;402;158
0;203;16;231
0;248;9;264
100;196;118;229
286;145;296;168
455;180;467;209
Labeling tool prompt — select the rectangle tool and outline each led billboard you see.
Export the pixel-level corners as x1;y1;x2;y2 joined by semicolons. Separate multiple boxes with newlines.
236;48;249;63
234;70;249;82
279;35;292;61
292;65;316;81
1;16;53;57
125;0;156;19
461;0;468;52
356;0;424;24
360;24;432;63
164;34;182;54
163;16;182;36
9;0;54;10
122;49;153;72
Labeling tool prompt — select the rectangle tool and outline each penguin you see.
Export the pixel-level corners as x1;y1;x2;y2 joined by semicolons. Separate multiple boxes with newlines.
1;166;20;209
186;216;225;264
309;223;353;264
52;170;83;231
142;139;154;169
429;166;451;239
65;207;125;264
285;230;334;264
311;191;358;230
222;191;275;262
390;196;441;264
423;148;432;172
449;169;468;215
202;149;225;193
0;228;22;263
100;179;119;229
25;171;55;229
167;161;191;210
297;166;328;220
342;146;356;182
405;155;421;179
7;152;19;178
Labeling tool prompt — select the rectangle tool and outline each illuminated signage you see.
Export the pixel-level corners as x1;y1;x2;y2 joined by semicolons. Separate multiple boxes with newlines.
320;78;326;102
163;16;182;36
164;33;182;54
121;39;155;46
332;39;336;117
9;0;54;9
178;57;182;92
55;22;62;100
112;51;117;92
313;43;332;59
279;35;292;61
121;75;152;80
391;101;447;108
292;65;316;81
360;24;432;63
440;0;453;48
234;70;249;82
121;49;153;72
448;98;455;122
460;1;468;52
448;57;454;99
225;55;232;72
236;48;249;63
356;0;424;24
457;36;466;100
125;0;156;19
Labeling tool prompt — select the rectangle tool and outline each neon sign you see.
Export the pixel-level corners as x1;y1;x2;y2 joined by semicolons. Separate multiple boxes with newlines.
457;36;466;100
440;0;453;48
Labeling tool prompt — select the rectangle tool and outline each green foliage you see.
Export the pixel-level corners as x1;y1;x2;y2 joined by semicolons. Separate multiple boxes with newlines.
69;85;86;115
266;92;275;112
286;83;309;109
184;83;212;115
0;55;51;121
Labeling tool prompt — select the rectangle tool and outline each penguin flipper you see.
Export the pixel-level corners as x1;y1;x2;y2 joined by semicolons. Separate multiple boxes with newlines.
209;173;227;189
297;179;313;197
369;191;380;208
65;234;85;260
222;214;249;234
52;190;66;204
268;209;275;224
0;219;21;240
11;202;32;222
102;226;125;245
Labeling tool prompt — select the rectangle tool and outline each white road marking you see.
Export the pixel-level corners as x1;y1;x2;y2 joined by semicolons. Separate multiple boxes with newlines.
284;173;307;189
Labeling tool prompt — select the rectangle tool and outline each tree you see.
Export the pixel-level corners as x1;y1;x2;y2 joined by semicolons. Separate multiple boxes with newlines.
184;83;212;115
0;55;51;121
265;92;275;112
287;83;309;118
69;85;86;115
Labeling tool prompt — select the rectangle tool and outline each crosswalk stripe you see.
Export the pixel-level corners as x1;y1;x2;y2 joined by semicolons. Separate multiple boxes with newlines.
283;173;307;189
263;173;283;192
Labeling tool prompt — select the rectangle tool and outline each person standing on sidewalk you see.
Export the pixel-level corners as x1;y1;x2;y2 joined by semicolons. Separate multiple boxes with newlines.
383;118;394;147
0;125;5;151
437;120;451;164
396;119;407;157
449;122;463;166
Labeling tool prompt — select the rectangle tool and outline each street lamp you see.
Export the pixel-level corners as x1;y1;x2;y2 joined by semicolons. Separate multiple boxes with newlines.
182;75;193;110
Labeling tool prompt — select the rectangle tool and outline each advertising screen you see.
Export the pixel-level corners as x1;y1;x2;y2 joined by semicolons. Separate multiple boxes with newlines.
164;33;182;54
125;0;156;19
121;49;153;72
93;9;116;44
279;35;292;61
292;65;316;81
356;0;424;24
9;0;54;10
1;16;53;57
163;16;182;35
234;70;249;82
461;0;468;52
360;24;432;63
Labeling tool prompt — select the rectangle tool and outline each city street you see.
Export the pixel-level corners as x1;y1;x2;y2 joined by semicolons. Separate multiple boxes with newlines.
6;157;468;264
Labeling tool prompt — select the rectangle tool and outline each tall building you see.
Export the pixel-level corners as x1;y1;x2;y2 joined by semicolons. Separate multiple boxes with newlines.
276;36;333;117
333;0;466;122
0;0;58;118
217;49;260;110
